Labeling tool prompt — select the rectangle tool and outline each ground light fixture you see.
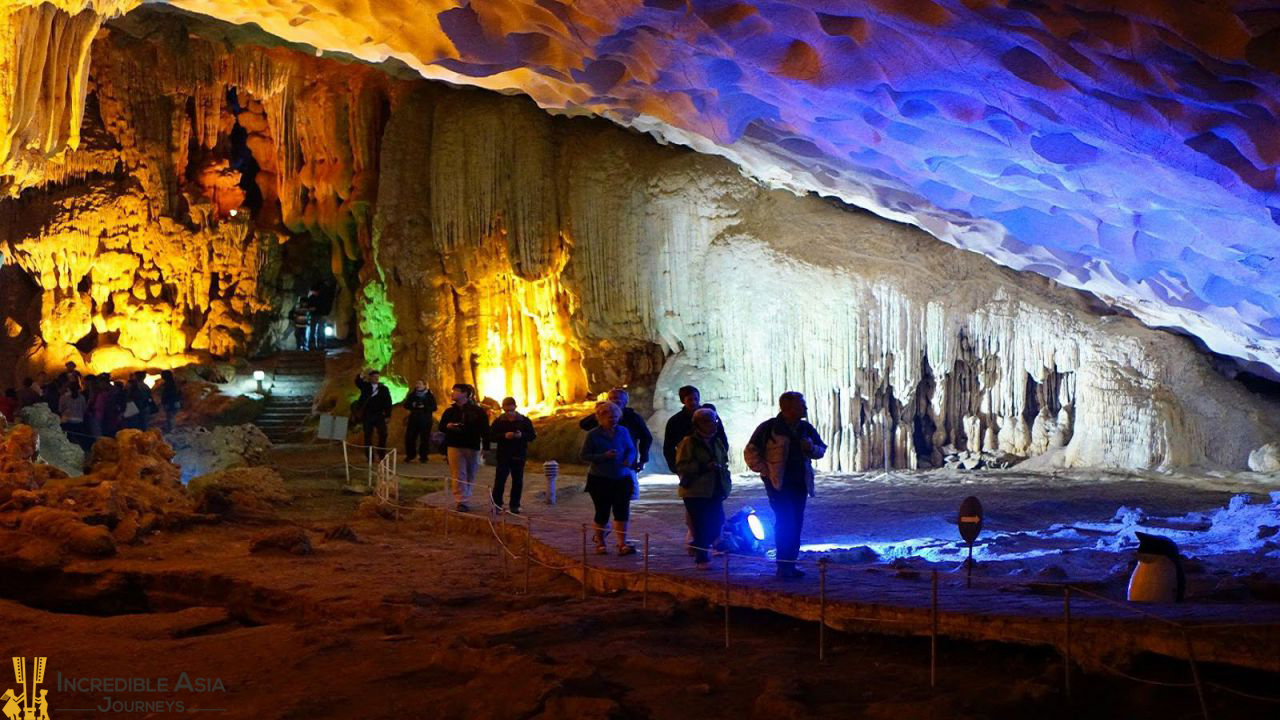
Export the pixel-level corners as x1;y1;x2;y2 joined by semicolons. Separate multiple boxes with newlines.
253;369;266;392
721;506;768;555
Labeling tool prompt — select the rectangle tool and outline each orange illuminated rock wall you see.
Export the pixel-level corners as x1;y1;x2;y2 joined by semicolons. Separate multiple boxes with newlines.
0;7;391;378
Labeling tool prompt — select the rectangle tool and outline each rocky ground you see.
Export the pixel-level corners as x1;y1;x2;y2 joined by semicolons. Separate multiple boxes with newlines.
0;446;1276;719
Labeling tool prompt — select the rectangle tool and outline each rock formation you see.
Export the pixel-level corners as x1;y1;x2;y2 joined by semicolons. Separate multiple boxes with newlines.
0;6;1277;473
168;423;271;482
0;425;194;563
16;403;84;475
120;0;1280;380
1250;443;1280;474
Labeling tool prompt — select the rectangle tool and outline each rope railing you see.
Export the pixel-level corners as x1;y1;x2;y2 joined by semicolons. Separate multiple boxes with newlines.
139;441;1276;715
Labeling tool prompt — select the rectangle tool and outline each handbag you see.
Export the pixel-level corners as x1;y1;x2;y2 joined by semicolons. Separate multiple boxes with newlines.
123;401;139;418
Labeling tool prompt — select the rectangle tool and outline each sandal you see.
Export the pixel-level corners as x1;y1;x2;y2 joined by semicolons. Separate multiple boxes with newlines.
595;543;609;555
616;544;637;556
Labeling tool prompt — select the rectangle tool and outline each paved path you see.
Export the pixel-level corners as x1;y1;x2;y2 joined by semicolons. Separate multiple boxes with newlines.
343;449;1280;673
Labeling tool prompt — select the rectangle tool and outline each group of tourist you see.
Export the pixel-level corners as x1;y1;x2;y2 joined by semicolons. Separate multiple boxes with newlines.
290;284;334;352
581;386;825;578
0;362;182;449
352;371;826;579
352;373;537;515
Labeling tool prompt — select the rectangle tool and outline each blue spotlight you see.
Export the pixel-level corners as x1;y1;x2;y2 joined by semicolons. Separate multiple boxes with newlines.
720;506;768;555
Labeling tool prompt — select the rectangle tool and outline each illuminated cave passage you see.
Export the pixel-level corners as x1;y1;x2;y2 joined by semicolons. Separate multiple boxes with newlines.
3;4;1280;718
0;2;1278;474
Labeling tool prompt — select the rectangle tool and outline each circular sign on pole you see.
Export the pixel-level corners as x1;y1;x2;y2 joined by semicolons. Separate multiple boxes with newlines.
958;495;983;587
958;495;983;544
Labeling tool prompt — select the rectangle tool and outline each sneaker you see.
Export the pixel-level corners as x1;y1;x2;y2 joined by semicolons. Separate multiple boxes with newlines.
776;566;806;580
695;561;712;570
509;508;520;515
456;503;469;513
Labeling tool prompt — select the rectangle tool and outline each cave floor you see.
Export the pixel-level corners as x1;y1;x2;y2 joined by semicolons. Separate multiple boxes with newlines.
396;448;1280;672
4;445;1278;719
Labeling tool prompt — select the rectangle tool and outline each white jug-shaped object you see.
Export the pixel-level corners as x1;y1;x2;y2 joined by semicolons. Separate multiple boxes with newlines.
1127;532;1184;603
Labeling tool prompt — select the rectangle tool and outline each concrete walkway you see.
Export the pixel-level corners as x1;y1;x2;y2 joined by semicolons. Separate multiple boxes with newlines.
369;451;1280;673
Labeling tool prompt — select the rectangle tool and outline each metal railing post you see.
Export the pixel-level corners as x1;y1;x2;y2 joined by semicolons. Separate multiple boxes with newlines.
643;532;650;609
581;524;588;600
1063;586;1072;700
931;569;939;688
723;552;731;650
524;516;532;595
819;558;827;662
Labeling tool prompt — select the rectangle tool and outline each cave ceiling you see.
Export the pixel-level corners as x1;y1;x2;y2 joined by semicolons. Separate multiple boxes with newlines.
9;0;1280;375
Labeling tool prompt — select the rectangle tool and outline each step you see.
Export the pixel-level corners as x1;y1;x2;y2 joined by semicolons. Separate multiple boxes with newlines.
257;411;312;419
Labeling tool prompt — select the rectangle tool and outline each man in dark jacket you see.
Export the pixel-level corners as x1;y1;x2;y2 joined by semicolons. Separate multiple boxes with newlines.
579;388;652;472
354;370;393;454
291;295;313;351
402;380;437;463
439;383;490;512
307;285;334;351
744;391;827;580
662;385;727;472
489;397;537;513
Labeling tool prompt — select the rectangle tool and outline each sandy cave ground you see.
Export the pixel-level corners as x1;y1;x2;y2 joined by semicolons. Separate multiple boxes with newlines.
1;446;1278;719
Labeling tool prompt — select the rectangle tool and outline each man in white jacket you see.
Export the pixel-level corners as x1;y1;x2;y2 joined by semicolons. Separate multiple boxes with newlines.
744;391;827;579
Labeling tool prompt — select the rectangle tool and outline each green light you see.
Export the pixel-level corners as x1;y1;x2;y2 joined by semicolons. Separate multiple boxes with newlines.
356;279;396;373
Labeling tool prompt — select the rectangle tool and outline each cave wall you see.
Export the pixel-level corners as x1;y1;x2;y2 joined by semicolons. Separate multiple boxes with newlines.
1;5;1277;472
368;82;1280;472
0;8;397;377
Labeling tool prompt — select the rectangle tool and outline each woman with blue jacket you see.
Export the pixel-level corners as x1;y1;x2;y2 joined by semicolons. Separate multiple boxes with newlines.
580;401;637;555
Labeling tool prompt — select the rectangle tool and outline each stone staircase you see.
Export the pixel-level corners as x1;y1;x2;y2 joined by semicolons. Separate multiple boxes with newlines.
255;350;327;444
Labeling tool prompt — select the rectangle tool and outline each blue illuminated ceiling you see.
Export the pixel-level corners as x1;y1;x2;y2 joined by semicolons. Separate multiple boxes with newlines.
158;0;1280;372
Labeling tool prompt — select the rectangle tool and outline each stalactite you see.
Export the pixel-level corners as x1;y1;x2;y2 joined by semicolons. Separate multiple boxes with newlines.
0;3;105;193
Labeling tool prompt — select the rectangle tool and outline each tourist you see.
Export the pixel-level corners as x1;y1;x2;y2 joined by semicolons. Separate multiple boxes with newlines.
675;407;731;568
59;380;88;449
663;385;727;553
306;285;331;351
439;383;490;512
290;294;312;351
57;360;81;388
489;397;536;514
125;372;155;430
580;401;638;555
0;389;17;422
158;370;181;432
353;369;393;453
579;387;653;474
17;378;41;408
402;379;437;462
105;378;127;437
662;385;727;471
86;375;106;439
744;391;827;579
